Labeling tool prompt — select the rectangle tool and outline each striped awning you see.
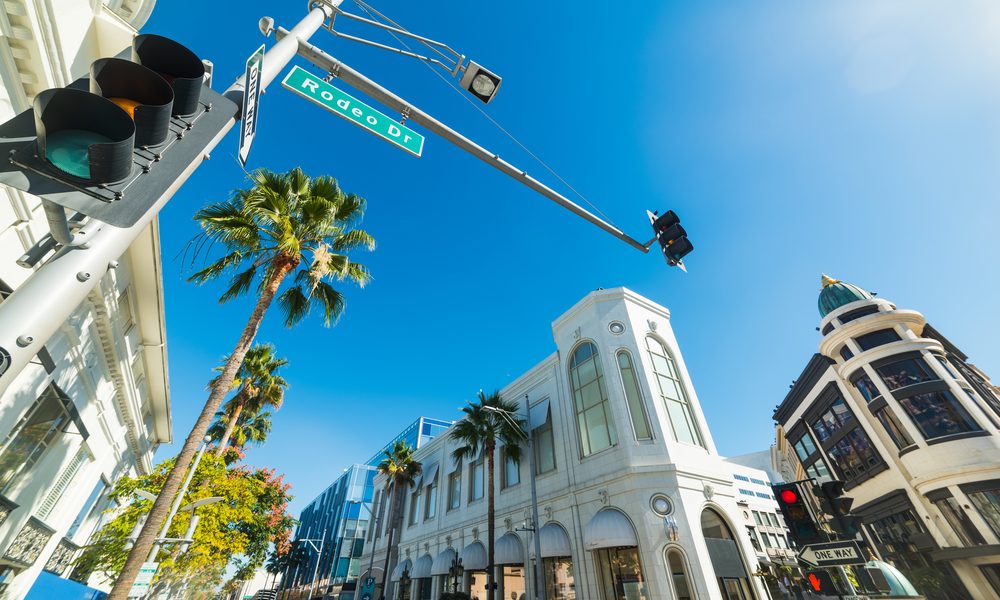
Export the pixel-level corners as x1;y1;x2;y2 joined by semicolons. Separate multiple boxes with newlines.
390;559;411;582
460;541;487;570
583;509;638;550
410;554;433;579
431;548;457;575
494;533;524;565
534;523;572;558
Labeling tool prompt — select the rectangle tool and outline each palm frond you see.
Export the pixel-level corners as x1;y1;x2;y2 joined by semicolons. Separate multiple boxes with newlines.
310;281;346;327
276;285;310;328
219;265;259;303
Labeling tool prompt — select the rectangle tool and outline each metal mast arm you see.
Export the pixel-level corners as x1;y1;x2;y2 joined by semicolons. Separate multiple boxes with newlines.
279;29;650;253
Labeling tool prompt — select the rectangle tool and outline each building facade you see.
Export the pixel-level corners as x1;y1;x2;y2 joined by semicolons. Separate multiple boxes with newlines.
0;1;167;598
281;417;451;600
774;275;1000;599
362;288;776;600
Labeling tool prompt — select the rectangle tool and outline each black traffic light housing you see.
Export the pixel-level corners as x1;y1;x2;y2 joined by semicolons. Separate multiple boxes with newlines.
0;34;236;228
804;570;841;595
815;480;860;538
649;210;693;268
773;482;824;545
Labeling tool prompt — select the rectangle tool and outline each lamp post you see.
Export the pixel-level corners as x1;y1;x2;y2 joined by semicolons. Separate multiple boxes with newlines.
147;435;212;561
296;528;326;600
348;499;379;599
483;397;546;600
448;556;463;593
399;568;411;600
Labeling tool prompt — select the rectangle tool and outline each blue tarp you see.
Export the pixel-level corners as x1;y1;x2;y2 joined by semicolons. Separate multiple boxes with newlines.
25;571;107;600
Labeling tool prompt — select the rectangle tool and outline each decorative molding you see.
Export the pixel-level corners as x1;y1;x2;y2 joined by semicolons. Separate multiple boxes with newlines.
647;319;658;332
598;489;609;505
43;538;78;575
3;518;54;566
703;483;715;501
572;327;581;340
544;506;553;522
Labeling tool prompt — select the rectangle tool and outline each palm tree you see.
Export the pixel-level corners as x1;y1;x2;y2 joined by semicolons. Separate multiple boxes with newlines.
450;391;524;600
110;168;374;599
377;440;422;600
211;343;287;456
208;409;272;454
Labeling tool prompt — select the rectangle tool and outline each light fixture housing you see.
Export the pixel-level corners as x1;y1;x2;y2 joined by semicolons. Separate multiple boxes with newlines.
459;60;502;104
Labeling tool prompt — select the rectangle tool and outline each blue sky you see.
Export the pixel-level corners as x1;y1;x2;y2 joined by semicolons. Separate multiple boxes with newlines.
144;1;1000;516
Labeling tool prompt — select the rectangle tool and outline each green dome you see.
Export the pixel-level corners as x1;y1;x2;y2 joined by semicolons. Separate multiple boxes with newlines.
818;274;873;317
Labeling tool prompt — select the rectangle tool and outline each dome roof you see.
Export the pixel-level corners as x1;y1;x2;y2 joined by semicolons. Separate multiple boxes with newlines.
818;274;873;317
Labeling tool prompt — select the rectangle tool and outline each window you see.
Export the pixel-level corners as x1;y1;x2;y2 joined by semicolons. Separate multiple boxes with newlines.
852;372;881;403
755;492;772;500
752;511;762;525
875;357;937;391
0;385;72;491
875;408;914;449
806;460;832;481
596;547;647;600
855;328;901;351
747;528;761;552
616;351;652;441
533;410;556;475
809;397;884;483
738;489;754;497
501;448;520;489
932;497;985;545
543;555;576;600
750;478;768;486
968;488;1000;538
646;337;704;447
469;457;484;501
666;550;693;600
118;290;135;333
767;513;780;528
821;323;835;335
793;433;818;462
897;389;980;440
811;398;855;444
734;474;750;482
569;342;617;456
760;532;772;548
67;479;109;540
424;477;437;520
838;305;879;324
408;486;421;526
447;469;461;511
839;346;854;361
867;508;930;570
934;355;958;378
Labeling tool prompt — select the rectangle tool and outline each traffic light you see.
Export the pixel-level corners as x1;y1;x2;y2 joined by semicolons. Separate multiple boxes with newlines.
815;480;860;538
649;210;693;267
773;482;824;545
804;570;840;595
0;34;238;228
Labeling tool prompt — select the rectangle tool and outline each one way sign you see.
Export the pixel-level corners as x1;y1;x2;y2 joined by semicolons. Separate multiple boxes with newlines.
798;540;866;567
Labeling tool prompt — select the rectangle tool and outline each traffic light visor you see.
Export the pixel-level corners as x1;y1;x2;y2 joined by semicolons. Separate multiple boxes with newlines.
34;88;135;183
90;58;174;147
132;34;205;117
652;210;679;233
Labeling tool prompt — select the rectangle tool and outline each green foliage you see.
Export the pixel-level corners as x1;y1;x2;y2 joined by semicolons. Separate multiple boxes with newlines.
378;440;422;490
450;390;525;464
74;454;295;592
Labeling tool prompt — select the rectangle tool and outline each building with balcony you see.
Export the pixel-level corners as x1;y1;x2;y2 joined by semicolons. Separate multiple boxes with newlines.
773;275;1000;599
0;1;167;597
361;288;776;600
280;417;451;600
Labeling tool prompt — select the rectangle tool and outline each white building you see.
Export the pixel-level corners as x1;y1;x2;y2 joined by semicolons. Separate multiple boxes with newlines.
0;1;166;598
774;275;1000;599
361;288;776;600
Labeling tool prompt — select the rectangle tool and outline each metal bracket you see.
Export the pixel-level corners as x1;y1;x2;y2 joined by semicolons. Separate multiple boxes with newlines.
400;106;410;124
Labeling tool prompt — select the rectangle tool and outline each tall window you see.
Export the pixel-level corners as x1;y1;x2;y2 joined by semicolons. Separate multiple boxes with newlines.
595;547;647;600
0;385;72;491
447;469;461;511
501;448;520;489
932;496;985;545
646;337;704;447
616;351;652;441
875;357;937;391
897;390;980;440
469;457;484;501
666;550;693;600
967;487;1000;538
408;485;421;526
424;477;437;520
533;407;556;475
569;342;617;456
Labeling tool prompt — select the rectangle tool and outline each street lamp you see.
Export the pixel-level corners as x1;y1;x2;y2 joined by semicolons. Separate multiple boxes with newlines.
448;556;463;593
348;498;379;599
399;567;411;600
483;398;546;600
295;528;327;600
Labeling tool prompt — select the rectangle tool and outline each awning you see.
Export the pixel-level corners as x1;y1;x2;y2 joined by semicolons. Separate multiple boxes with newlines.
460;541;487;570
583;509;638;550
423;463;440;486
410;554;433;579
431;548;457;576
534;523;572;558
390;559;412;582
494;533;524;565
529;399;551;431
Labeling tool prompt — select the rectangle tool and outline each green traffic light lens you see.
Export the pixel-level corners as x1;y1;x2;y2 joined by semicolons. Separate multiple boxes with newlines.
46;129;113;179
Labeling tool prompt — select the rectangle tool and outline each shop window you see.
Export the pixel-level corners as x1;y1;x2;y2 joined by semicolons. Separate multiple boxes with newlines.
543;556;576;600
596;547;647;600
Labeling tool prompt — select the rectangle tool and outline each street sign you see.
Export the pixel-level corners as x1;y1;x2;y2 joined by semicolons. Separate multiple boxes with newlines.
798;540;866;567
128;561;159;597
238;44;265;167
281;65;425;157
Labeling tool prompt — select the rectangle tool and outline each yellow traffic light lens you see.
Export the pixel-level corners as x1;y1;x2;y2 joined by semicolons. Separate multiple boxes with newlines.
46;129;112;179
109;97;141;119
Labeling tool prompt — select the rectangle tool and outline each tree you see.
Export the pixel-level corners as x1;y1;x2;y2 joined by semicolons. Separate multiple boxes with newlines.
208;409;273;463
377;440;422;600
76;454;295;595
450;391;524;600
212;343;288;456
110;167;374;599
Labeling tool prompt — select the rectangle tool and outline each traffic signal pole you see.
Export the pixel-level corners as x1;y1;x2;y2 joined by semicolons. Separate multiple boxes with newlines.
0;3;340;398
277;27;652;254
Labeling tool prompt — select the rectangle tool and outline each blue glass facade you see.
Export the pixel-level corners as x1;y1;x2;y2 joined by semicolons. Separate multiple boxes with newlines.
284;417;451;596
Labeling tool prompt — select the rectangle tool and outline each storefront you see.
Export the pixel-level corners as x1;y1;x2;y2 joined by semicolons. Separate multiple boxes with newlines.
536;523;576;600
496;533;526;600
584;509;649;600
460;541;488;600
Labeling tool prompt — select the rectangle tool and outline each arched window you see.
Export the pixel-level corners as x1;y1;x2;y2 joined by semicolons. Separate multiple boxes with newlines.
616;351;652;441
701;508;756;600
666;549;694;600
569;342;618;456
646;337;704;447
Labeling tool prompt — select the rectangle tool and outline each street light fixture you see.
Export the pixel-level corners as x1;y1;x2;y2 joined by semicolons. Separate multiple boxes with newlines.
448;556;464;593
459;61;502;104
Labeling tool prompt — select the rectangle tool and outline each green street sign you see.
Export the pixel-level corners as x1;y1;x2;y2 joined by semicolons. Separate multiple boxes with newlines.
282;65;424;157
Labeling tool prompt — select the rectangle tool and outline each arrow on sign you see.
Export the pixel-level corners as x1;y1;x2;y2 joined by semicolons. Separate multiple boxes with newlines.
798;540;866;567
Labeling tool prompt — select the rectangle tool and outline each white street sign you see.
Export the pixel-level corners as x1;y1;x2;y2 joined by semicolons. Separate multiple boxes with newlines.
798;540;866;567
238;44;265;167
128;562;159;597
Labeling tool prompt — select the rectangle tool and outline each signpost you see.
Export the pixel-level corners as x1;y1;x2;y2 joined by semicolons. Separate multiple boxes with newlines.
238;44;265;166
798;540;866;567
281;65;425;157
127;562;159;597
360;575;375;600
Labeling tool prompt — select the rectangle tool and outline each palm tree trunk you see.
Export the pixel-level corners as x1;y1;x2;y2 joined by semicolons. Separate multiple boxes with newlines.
486;443;496;600
109;256;298;600
215;393;247;456
379;481;396;600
